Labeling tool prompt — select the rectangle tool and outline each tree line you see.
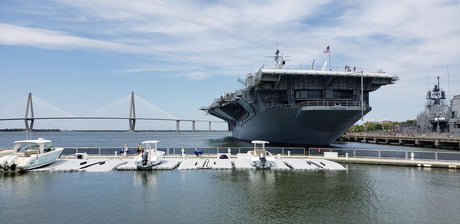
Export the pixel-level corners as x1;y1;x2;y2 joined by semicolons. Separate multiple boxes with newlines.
349;120;416;133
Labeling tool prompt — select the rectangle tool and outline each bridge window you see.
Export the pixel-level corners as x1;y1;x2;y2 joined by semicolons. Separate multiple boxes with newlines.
333;90;354;99
295;90;323;99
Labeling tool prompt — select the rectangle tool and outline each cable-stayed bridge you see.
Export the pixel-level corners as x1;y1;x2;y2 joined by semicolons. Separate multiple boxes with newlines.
0;92;225;132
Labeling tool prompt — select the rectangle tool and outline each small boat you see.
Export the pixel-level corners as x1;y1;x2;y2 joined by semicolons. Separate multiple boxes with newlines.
0;138;64;172
247;140;275;169
134;140;165;169
0;149;14;158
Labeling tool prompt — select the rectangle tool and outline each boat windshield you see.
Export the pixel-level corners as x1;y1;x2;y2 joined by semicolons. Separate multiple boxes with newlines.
14;142;55;153
15;143;40;153
142;143;157;151
43;143;55;152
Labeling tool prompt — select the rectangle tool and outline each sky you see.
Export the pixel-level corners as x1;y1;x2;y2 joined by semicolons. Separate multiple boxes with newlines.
0;0;459;130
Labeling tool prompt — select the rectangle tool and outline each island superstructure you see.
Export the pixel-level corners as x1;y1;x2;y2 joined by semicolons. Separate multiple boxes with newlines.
203;49;398;145
417;77;460;133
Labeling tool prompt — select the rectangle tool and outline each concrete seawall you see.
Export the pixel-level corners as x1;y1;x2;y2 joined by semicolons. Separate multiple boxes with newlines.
342;133;460;149
318;156;459;169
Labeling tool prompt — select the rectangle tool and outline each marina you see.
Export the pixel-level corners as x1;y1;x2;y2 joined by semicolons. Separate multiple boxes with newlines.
11;150;459;172
2;159;459;224
2;131;460;172
1;131;460;224
44;155;460;171
25;156;348;172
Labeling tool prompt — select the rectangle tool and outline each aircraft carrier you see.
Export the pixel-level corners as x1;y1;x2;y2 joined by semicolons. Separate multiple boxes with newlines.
203;49;398;145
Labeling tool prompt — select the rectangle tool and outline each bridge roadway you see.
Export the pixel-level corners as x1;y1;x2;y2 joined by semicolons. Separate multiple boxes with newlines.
0;116;225;132
342;133;460;149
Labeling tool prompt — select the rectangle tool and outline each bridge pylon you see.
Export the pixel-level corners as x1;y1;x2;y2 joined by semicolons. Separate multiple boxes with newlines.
24;92;34;131
129;92;136;132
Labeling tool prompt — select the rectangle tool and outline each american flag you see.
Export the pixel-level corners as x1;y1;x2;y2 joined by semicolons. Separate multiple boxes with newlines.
323;45;330;53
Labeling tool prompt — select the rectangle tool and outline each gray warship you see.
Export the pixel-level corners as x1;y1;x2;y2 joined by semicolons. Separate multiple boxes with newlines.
417;77;451;133
203;49;398;145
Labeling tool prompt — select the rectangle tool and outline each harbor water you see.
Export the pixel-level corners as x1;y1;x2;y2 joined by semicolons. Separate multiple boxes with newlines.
1;131;460;223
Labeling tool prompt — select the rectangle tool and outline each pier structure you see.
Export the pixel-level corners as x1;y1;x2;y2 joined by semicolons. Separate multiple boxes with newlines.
342;133;460;149
10;145;455;172
3;144;460;172
0;92;225;131
25;152;460;172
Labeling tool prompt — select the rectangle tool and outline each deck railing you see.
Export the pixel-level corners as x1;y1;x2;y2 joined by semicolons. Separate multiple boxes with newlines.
54;146;460;162
266;100;366;110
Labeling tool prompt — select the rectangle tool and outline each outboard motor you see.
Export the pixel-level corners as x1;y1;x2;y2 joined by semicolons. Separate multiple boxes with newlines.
2;156;18;171
10;164;16;171
259;152;267;168
2;162;9;171
142;150;149;166
0;157;8;170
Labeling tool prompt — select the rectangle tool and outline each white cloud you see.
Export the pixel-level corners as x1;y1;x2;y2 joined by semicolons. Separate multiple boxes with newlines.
0;23;141;53
182;71;211;80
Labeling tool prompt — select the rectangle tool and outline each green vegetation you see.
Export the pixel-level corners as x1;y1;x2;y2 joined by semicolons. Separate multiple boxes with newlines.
349;120;416;132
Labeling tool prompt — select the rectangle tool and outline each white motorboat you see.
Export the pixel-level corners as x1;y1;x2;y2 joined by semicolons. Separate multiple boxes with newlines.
134;140;165;169
0;149;14;158
247;140;275;169
0;138;64;172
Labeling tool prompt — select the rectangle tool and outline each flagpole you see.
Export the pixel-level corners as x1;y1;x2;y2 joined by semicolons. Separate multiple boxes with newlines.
323;45;331;70
361;70;364;121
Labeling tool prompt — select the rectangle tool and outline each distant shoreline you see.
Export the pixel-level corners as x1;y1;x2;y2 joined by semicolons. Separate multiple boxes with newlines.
0;128;229;132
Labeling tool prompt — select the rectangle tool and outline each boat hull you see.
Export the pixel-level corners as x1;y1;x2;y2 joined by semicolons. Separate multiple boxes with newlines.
134;151;165;169
135;159;162;169
250;160;274;169
233;107;368;146
0;148;63;172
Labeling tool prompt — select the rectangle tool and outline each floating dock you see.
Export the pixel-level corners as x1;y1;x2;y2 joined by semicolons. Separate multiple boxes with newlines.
117;158;182;171
27;156;348;172
324;156;460;169
14;152;460;173
284;158;348;170
33;159;128;172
